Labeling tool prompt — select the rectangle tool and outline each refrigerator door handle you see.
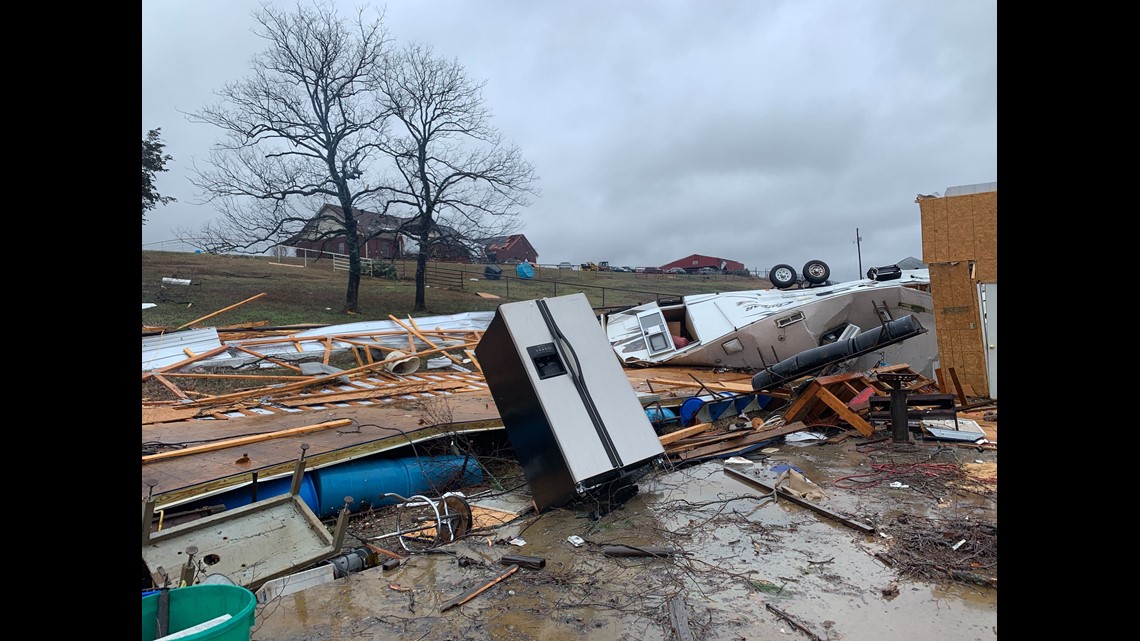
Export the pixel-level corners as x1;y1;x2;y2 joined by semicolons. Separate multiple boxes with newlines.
537;299;623;468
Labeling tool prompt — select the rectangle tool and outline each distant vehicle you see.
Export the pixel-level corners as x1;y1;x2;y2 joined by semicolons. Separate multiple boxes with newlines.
643;267;663;274
633;267;646;273
617;266;633;272
665;267;687;274
697;267;717;275
558;261;573;270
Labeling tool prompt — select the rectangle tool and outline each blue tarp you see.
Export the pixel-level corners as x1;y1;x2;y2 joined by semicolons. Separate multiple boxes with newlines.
516;261;535;279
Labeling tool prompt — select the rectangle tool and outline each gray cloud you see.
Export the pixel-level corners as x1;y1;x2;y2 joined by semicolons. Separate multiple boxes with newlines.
143;0;996;282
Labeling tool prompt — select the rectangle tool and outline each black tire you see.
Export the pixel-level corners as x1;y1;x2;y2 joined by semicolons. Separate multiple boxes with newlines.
802;259;830;284
769;263;797;289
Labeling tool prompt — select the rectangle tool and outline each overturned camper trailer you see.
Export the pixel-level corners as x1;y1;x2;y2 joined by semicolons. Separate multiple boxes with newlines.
601;270;938;379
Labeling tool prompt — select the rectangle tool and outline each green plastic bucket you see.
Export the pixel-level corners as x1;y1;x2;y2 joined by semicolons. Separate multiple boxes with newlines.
141;584;256;641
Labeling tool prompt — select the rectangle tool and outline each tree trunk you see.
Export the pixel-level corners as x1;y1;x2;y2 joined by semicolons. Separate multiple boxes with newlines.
341;206;361;314
414;247;428;311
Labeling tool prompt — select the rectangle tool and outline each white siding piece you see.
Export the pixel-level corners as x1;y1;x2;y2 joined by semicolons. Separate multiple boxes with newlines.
944;182;997;196
142;327;223;371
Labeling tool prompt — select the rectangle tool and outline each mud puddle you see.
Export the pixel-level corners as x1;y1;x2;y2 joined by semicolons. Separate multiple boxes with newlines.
252;440;996;640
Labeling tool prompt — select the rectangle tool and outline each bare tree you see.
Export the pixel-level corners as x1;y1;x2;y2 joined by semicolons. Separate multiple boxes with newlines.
376;43;539;312
183;1;394;314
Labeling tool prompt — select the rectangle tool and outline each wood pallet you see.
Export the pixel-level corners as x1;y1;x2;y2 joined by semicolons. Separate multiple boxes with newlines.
779;365;939;437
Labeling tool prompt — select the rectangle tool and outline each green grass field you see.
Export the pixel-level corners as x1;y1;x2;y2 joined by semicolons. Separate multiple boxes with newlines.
141;251;771;330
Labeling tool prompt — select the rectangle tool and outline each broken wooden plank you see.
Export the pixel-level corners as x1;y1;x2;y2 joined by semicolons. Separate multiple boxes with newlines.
439;564;519;612
645;378;755;394
948;367;969;405
813;386;876;437
676;430;782;462
141;419;353;462
229;345;304;372
390;315;466;366
175;293;267;331
723;466;875;533
659;422;714;446
667;595;695;641
781;383;822;423
150;374;190;401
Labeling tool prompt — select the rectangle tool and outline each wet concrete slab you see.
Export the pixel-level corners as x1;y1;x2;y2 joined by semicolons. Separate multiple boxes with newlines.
251;439;996;640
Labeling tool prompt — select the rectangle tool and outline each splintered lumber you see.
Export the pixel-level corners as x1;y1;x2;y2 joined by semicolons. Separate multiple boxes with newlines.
439;564;519;612
675;430;783;462
184;344;469;407
664;420;810;455
782;379;875;437
150;374;189;400
175;293;267;331
723;466;874;533
141;419;353;462
659;422;713;446
390;315;466;366
667;595;696;641
646;378;755;394
948;367;969;405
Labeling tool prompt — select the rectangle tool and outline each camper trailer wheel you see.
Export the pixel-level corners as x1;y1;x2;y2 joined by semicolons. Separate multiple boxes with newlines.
769;264;797;289
802;260;830;284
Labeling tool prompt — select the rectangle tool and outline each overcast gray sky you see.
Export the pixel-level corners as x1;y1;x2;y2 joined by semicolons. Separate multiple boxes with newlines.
142;0;996;281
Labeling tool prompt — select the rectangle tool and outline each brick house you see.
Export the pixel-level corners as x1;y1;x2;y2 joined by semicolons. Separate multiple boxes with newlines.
284;204;405;259
481;234;539;263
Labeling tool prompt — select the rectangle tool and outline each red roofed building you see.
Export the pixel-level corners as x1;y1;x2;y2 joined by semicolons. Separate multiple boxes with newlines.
660;254;745;273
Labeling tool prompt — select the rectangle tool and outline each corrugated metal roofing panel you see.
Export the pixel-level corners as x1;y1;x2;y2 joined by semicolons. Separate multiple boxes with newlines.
142;327;222;371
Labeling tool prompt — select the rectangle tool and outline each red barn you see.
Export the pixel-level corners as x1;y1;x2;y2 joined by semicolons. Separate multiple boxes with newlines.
660;254;745;273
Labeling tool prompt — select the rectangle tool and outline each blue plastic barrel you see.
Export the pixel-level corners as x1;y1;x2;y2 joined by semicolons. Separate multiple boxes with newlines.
176;475;319;515
311;454;483;518
644;406;677;425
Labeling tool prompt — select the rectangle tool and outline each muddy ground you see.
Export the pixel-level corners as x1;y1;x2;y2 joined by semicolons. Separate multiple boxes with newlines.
250;434;996;641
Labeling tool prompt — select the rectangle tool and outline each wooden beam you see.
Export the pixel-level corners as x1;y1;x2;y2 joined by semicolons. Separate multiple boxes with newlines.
145;344;232;378
646;378;755;394
439;564;519;612
813;386;876;437
390;315;466;366
948;367;969;405
229;345;304;372
659;422;714;446
723;467;875;533
174;293;267;331
151;374;189;400
183;343;471;407
141;419;353;463
781;383;821;423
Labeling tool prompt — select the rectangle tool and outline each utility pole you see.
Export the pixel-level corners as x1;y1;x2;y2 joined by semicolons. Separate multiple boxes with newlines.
855;228;863;278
